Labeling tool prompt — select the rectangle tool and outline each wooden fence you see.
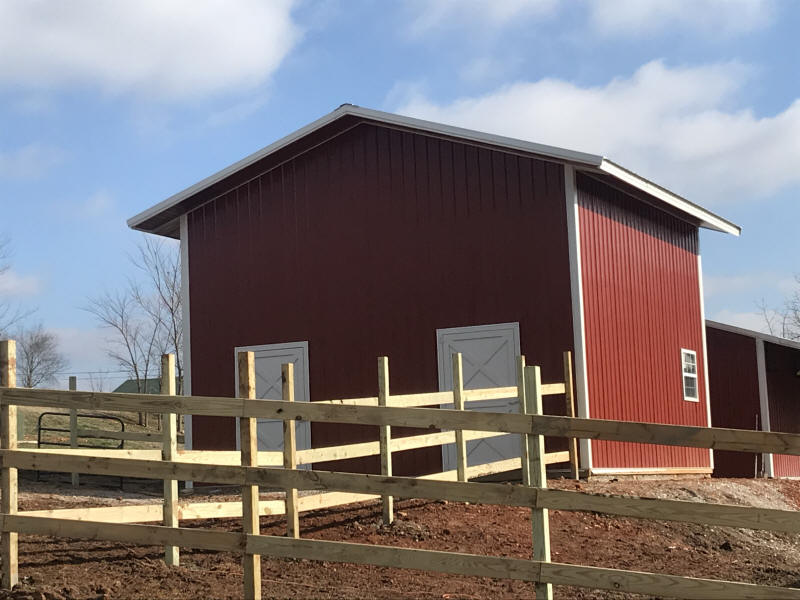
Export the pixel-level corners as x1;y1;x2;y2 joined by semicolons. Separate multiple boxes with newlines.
3;341;800;599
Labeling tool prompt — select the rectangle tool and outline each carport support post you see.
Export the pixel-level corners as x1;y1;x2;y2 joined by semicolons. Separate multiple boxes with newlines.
238;351;261;600
69;376;79;488
523;364;553;600
563;351;580;480
378;356;393;524
161;354;179;566
452;353;467;483
282;362;299;538
0;340;18;590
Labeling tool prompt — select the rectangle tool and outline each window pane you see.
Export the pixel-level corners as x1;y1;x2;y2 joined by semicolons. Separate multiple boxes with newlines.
682;350;697;374
683;375;698;399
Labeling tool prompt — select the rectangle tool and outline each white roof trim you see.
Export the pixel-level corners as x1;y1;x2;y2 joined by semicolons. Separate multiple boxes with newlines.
598;161;740;236
128;104;740;238
706;319;800;351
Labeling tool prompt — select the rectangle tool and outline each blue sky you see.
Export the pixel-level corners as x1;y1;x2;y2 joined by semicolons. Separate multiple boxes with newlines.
0;0;798;389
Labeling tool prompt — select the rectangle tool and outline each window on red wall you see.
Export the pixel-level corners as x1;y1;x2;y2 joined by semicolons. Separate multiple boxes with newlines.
681;349;699;402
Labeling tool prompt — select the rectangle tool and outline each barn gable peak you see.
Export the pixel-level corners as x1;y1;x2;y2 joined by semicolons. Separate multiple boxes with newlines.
127;104;740;238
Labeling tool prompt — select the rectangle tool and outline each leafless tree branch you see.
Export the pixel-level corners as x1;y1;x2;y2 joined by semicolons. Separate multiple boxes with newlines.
15;324;68;388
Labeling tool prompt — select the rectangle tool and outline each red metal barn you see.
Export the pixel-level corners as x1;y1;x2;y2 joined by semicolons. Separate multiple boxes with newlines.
128;105;740;477
706;321;800;478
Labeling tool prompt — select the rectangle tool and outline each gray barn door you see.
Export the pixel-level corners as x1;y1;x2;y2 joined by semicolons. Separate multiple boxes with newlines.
438;323;521;472
234;342;311;465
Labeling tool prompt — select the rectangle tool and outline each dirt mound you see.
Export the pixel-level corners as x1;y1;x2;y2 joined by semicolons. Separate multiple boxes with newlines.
2;477;799;599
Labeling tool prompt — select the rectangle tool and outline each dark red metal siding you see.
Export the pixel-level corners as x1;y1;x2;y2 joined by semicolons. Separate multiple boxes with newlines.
187;122;574;474
577;173;710;471
706;326;761;477
765;342;800;477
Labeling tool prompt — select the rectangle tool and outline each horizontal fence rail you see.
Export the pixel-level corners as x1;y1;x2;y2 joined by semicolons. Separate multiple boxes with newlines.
5;387;800;456
9;450;800;535
0;516;797;600
2;345;800;599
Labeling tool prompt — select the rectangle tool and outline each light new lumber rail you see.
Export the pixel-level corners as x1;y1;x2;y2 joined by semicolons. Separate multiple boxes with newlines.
315;384;566;408
6;387;800;456
8;450;800;534
2;514;797;600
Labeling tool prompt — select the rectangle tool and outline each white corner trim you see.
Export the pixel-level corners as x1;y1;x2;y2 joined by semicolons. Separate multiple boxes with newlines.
597;161;740;236
756;338;775;478
180;214;192;453
564;165;592;473
696;256;713;471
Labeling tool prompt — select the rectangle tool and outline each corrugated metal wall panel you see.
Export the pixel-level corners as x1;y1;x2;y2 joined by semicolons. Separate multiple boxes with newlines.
706;326;762;477
765;342;800;477
187;122;575;475
578;173;710;471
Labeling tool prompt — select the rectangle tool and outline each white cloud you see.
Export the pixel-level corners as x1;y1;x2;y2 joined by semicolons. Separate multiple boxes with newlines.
0;270;41;297
405;0;773;38
406;0;558;36
459;56;521;85
79;190;115;219
704;273;796;299
588;0;774;37
396;60;800;205
0;143;65;179
0;0;299;101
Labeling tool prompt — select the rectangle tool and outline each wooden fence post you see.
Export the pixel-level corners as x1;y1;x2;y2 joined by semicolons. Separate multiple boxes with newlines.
69;376;79;488
517;356;529;485
378;356;393;524
161;354;179;566
1;340;18;590
523;364;553;600
238;351;261;600
452;353;467;483
563;350;579;480
282;362;299;539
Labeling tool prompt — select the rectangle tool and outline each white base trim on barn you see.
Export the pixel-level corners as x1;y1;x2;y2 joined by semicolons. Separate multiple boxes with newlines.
589;467;712;478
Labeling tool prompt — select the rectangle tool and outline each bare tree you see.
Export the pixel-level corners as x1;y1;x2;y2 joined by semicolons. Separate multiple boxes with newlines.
0;236;33;336
16;324;68;388
85;370;110;393
131;237;183;392
85;289;163;424
758;275;800;341
85;236;182;425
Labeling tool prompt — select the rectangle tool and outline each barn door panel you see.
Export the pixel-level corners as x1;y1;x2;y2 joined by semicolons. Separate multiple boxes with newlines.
234;342;311;466
437;323;521;472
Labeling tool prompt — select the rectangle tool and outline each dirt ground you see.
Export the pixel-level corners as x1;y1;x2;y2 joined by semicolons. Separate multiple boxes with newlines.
2;474;800;599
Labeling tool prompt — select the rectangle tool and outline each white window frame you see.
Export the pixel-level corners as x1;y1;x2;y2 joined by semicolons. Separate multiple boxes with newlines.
681;348;699;402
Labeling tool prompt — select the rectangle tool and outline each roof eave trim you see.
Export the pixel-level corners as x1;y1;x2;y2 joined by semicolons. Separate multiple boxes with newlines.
598;160;741;236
